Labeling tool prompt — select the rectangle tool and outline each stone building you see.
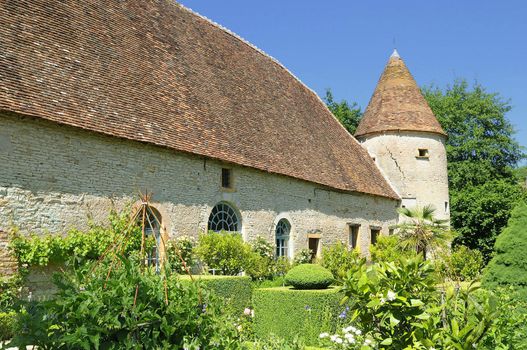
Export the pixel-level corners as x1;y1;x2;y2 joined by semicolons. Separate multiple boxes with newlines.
0;1;448;267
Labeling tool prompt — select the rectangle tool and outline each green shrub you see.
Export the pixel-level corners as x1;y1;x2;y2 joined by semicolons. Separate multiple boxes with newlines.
285;264;334;290
0;311;16;341
195;231;253;275
165;235;196;274
438;245;484;281
9;209;141;267
245;237;276;281
369;234;416;263
253;286;342;345
179;275;252;317
8;255;241;349
320;242;360;281
293;248;313;265
483;201;527;293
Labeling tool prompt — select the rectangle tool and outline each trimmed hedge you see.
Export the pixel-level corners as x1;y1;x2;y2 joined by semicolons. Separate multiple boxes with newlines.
0;312;16;341
179;275;252;317
285;264;334;289
253;286;343;345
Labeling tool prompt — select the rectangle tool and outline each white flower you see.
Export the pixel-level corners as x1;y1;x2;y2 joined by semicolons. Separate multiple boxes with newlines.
243;308;251;316
330;335;338;342
344;333;355;343
355;329;362;335
251;310;255;318
387;290;397;301
380;297;386;304
319;332;329;339
236;325;243;332
364;339;372;345
335;337;343;344
343;326;355;333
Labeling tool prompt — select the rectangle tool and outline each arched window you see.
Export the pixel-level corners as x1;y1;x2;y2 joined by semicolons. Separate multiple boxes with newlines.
275;219;291;257
137;206;162;269
208;202;240;232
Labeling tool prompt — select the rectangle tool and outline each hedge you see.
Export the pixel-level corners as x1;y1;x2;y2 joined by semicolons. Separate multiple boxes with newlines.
179;275;252;317
253;286;343;345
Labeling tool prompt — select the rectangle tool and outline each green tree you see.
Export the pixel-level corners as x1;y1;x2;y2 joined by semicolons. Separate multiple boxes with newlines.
323;89;362;134
423;80;523;188
483;201;527;296
423;80;525;260
396;205;450;260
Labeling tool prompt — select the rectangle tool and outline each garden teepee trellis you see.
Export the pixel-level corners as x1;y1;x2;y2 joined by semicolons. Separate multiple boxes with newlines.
92;191;197;306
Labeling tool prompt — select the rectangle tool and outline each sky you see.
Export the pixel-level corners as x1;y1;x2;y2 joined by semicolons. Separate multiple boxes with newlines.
178;0;526;165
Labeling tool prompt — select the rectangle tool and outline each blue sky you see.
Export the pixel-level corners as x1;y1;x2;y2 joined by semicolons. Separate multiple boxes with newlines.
179;0;526;165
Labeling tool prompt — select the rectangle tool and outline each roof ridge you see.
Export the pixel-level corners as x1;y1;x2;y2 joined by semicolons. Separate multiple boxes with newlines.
174;2;365;151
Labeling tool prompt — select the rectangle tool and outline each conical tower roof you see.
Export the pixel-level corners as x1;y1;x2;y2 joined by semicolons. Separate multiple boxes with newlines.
355;50;446;138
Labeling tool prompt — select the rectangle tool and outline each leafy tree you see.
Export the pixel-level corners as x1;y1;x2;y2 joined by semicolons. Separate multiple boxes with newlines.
483;201;527;296
451;179;525;258
323;89;362;134
423;80;526;260
396;205;450;260
423;80;523;187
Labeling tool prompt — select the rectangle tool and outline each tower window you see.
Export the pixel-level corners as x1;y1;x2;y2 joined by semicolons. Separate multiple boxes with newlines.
417;149;429;158
445;201;449;213
221;168;233;189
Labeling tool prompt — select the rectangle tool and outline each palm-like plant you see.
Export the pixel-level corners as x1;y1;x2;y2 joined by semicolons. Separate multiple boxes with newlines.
396;204;450;260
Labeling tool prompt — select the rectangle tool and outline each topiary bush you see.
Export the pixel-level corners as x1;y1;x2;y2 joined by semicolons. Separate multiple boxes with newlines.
253;286;343;345
179;275;252;317
285;264;334;290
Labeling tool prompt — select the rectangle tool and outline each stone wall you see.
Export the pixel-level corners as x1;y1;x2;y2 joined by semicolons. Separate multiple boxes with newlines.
0;113;399;261
0;229;17;277
359;131;450;221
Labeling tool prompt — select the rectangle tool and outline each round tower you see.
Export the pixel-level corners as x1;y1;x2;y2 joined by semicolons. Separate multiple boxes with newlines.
355;50;450;221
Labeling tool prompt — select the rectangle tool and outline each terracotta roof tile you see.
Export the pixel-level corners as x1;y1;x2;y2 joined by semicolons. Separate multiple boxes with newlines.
355;52;446;138
0;0;398;200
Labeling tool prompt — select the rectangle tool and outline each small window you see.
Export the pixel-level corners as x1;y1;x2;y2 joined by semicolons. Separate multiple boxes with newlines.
418;149;429;158
389;228;394;236
348;224;360;249
221;168;233;189
370;228;381;245
445;201;449;213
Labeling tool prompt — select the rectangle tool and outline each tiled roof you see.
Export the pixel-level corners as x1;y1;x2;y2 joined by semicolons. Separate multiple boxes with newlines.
355;52;446;138
0;1;398;200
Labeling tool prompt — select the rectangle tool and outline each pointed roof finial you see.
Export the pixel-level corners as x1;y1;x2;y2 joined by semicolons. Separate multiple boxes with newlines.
391;48;400;59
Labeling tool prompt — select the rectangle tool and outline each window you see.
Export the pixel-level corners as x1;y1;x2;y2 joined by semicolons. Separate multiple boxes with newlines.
137;206;162;270
370;227;381;245
348;224;360;249
418;149;429;158
208;202;240;232
275;219;291;257
221;168;233;189
445;201;449;213
389;228;394;236
308;237;320;262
